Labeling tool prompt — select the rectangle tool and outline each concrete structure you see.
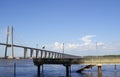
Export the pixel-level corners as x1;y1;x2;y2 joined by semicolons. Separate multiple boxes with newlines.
0;42;78;59
0;42;120;77
0;27;120;77
0;43;120;77
33;55;120;76
5;26;14;58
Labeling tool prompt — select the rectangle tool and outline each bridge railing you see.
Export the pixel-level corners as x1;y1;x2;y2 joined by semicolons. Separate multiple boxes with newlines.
0;43;77;59
35;49;78;59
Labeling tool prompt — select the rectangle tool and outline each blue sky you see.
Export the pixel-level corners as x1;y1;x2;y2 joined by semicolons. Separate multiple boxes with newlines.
0;0;120;56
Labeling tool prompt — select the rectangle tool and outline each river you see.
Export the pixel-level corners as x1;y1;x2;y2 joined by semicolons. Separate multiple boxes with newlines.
0;59;120;77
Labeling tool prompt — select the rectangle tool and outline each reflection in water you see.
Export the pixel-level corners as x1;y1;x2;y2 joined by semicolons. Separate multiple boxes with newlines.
90;71;93;77
98;69;102;77
76;65;120;77
114;71;117;77
0;60;120;77
98;66;102;77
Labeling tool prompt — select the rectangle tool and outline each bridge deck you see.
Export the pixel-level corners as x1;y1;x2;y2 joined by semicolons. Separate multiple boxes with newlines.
33;57;120;66
33;57;120;74
33;58;80;65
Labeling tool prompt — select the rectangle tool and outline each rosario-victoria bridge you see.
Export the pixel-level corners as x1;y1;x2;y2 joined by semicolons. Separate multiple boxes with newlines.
0;26;120;77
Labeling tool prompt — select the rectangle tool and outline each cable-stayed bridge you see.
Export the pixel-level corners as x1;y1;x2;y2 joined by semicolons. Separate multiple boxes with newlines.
0;42;78;59
0;26;120;77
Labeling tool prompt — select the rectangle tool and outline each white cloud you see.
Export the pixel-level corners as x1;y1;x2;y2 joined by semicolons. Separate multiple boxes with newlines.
68;43;79;49
52;35;104;52
53;42;63;51
49;35;120;56
97;42;104;46
80;35;96;45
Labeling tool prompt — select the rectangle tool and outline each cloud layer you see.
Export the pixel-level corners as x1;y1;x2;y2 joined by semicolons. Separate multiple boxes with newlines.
80;35;96;45
52;35;104;51
49;35;120;56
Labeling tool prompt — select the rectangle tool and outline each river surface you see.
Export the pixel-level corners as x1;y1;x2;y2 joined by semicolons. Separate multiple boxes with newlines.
0;59;120;77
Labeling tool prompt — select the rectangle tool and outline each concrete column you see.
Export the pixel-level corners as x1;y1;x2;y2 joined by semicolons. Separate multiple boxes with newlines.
38;65;40;76
56;53;58;58
11;26;14;58
5;27;9;58
30;49;34;58
54;53;57;58
42;51;45;58
66;66;69;77
41;51;43;58
48;52;51;58
44;52;47;58
64;64;71;77
58;53;60;58
24;48;27;59
36;50;39;58
46;52;48;58
59;53;62;58
98;65;102;72
62;54;64;58
51;53;54;58
60;54;62;58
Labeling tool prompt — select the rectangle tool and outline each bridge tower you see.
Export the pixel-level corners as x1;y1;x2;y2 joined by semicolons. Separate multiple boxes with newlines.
5;26;14;58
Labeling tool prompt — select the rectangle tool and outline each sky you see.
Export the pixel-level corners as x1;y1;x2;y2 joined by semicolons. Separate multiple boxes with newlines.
0;0;120;57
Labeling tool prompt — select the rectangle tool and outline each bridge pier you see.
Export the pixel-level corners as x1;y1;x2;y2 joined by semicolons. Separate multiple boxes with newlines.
64;64;71;77
37;64;44;77
97;64;102;72
37;65;40;76
24;48;27;59
36;49;39;58
44;52;47;58
30;49;34;58
41;51;43;58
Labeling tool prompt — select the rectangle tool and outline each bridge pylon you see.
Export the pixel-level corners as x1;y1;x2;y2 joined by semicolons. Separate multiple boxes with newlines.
5;26;14;59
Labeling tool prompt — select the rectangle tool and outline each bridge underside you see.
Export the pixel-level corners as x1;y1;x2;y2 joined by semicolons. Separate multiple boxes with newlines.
33;58;81;65
33;57;120;76
33;57;120;65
